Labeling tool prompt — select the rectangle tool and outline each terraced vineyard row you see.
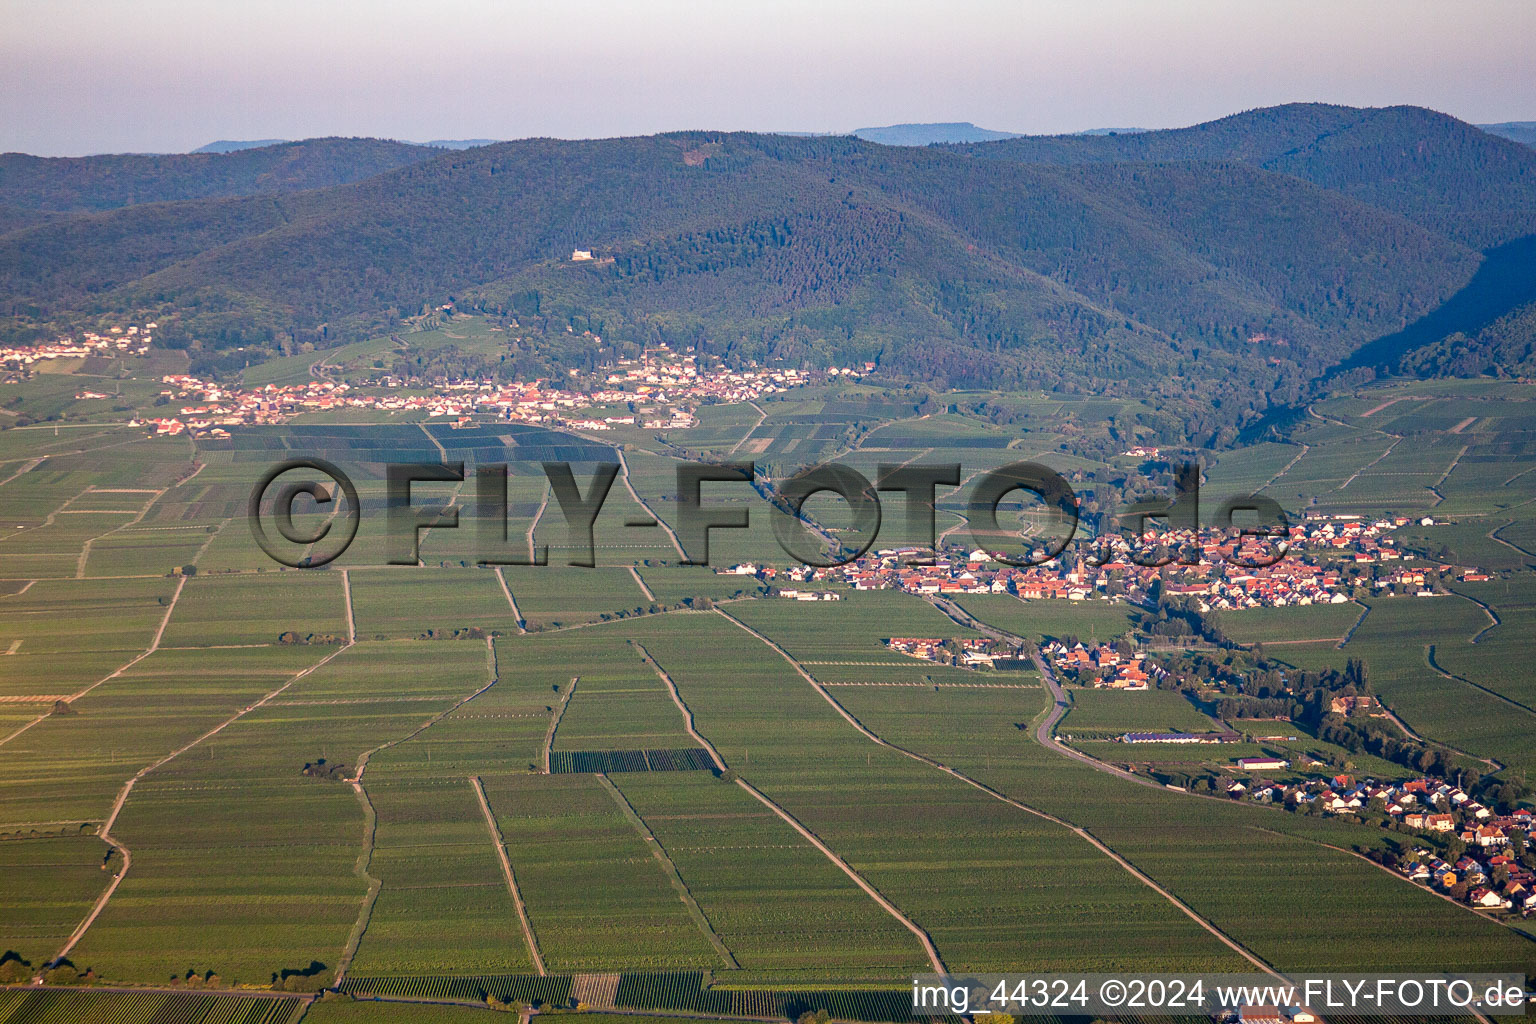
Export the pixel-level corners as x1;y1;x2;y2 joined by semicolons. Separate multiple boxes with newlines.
337;975;571;1006
0;989;302;1024
548;748;715;774
614;971;949;1022
336;971;954;1022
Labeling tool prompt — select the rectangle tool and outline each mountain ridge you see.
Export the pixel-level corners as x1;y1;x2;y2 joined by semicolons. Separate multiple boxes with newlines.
0;137;438;213
0;104;1530;430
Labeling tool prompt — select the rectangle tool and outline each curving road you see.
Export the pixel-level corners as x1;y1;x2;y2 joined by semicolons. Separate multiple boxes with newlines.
927;596;1165;791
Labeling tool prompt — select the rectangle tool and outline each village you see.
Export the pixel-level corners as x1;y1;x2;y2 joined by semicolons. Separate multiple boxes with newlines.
716;510;1473;624
1229;772;1536;914
130;348;859;437
0;323;154;366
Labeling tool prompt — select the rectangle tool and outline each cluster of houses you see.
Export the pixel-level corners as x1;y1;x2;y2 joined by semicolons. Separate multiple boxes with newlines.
131;349;854;438
1224;774;1535;911
1401;847;1536;911
1228;1006;1320;1024
741;537;1351;612
599;351;862;409
1042;640;1166;688
1;324;154;368
713;508;1481;613
883;636;1022;668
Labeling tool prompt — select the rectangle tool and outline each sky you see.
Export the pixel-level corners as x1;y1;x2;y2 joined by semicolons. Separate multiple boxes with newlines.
3;0;1534;156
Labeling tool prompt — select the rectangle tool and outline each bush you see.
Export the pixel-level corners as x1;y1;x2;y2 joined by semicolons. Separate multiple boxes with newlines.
0;952;31;984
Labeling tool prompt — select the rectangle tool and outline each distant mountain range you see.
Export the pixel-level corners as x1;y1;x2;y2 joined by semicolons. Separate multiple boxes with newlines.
0;138;435;212
188;125;1158;154
814;123;1148;145
2;104;1533;431
193;138;499;154
192;140;290;154
1479;122;1536;148
850;122;1022;145
188;138;494;154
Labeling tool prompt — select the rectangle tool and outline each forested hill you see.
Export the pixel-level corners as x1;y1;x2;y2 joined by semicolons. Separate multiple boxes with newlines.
0;138;438;212
0;104;1531;431
949;103;1536;249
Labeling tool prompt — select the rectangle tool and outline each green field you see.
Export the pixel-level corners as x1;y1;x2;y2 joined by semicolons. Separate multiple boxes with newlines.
1221;602;1364;645
2;372;1534;1009
953;594;1140;643
1060;688;1223;737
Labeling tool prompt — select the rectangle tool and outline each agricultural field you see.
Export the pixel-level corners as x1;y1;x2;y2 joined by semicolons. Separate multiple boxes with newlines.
630;614;1253;975
0;835;112;970
345;779;535;977
545;638;700;753
827;685;1535;975
1220;602;1364;645
728;590;979;662
953;594;1140;644
500;564;650;630
0;989;303;1023
1293;596;1536;775
1436;575;1536;712
160;572;349;647
2;369;1534;1013
348;567;515;639
479;773;721;970
1059;688;1223;737
610;771;929;979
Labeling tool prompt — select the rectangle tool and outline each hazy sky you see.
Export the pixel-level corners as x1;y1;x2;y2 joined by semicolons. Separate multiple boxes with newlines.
4;0;1534;155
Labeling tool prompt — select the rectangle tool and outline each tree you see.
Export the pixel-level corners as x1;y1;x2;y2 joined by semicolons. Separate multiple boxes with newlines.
0;952;30;984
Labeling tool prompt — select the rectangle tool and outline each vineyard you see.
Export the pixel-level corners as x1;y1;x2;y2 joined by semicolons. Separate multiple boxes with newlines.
336;975;571;1007
614;972;946;1022
0;989;303;1024
336;972;956;1022
548;748;716;774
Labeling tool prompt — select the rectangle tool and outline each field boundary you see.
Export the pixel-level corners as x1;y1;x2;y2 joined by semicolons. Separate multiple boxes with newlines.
528;477;552;562
74;485;169;578
719;604;1284;980
596;772;739;969
45;634;354;974
337;637;504;984
637;640;947;974
615;449;686;559
629;564;656;601
542;675;578;772
495;566;527;631
471;774;547;975
0;574;187;748
334;779;382;986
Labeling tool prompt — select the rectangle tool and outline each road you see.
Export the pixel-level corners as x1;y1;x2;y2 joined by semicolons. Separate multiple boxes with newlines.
714;606;1282;977
927;596;1166;791
614;448;686;560
726;399;768;456
471;774;546;974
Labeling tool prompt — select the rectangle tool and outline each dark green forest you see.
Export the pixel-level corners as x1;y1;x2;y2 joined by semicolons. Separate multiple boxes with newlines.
0;137;436;212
